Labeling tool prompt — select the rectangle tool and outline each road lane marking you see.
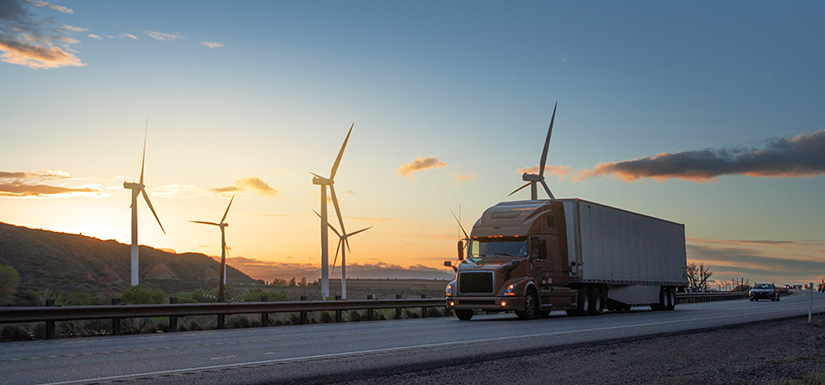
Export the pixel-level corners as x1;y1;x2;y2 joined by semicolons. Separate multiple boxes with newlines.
38;303;825;385
210;355;236;360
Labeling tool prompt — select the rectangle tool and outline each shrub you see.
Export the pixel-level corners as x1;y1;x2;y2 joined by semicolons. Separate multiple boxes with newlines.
1;324;32;341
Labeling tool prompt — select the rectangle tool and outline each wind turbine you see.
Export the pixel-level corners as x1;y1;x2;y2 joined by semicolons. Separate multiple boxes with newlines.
509;102;558;200
312;123;353;299
190;194;235;303
314;210;371;300
450;206;470;262
123;119;166;287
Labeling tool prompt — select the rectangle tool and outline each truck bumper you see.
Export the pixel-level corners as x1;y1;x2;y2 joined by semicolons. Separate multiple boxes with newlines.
446;296;524;312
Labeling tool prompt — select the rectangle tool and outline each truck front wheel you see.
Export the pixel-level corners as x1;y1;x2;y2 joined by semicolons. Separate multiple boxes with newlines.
455;309;473;321
516;290;539;320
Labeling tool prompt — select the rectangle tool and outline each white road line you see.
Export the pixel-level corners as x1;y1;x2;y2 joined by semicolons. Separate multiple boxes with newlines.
210;355;236;360
39;304;825;385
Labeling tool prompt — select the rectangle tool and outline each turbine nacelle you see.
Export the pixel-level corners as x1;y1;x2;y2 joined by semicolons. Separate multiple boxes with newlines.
312;174;333;185
521;173;543;182
123;182;144;190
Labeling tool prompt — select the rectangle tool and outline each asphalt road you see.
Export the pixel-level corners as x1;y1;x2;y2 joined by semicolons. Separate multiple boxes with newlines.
2;291;824;385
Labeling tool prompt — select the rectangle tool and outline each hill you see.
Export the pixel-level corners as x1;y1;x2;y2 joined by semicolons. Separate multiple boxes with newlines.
0;222;257;298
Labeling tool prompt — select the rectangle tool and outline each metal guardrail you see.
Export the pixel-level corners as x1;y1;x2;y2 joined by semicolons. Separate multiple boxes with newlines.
0;298;446;339
0;293;750;340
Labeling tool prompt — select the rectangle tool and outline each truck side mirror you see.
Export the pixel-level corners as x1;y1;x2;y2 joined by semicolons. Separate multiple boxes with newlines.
444;260;457;272
457;240;465;261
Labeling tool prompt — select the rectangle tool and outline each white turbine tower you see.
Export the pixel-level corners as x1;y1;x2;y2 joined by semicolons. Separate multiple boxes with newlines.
312;123;353;299
509;102;558;200
314;210;371;300
190;194;235;303
123;120;166;287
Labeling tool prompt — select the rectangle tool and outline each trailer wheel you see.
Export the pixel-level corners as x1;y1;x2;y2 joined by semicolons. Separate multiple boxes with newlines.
588;287;603;315
651;287;667;311
516;289;539;320
576;288;591;316
455;309;473;321
666;288;676;311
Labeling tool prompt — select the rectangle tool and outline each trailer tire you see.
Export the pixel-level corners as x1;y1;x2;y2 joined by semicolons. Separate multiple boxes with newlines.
576;288;591;316
588;287;603;315
516;289;539;320
666;288;676;310
455;309;473;321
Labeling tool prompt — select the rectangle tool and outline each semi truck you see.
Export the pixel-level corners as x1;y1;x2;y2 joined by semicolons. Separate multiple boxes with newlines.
445;198;687;320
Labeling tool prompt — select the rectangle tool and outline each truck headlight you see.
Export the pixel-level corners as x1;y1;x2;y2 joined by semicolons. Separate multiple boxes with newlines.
446;281;455;297
504;283;517;296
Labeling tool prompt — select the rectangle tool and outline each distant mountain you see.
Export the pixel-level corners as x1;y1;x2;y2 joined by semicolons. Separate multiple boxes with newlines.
0;222;257;296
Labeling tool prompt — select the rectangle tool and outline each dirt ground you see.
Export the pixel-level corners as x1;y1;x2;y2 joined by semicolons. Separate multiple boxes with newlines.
340;315;825;385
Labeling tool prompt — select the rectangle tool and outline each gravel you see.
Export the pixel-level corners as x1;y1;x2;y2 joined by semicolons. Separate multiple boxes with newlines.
335;315;825;385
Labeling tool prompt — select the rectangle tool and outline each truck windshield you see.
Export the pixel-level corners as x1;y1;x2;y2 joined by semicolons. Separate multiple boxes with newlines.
469;239;528;260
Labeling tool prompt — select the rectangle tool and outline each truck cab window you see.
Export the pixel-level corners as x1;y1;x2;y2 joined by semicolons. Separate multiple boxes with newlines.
470;239;528;260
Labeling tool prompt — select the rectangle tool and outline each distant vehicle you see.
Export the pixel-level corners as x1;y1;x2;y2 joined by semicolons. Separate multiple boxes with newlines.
750;283;779;301
444;199;688;320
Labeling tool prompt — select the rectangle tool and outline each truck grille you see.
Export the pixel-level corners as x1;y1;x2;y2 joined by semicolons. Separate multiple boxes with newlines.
459;272;494;294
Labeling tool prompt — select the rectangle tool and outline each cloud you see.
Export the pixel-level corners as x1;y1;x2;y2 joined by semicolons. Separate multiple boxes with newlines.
686;238;825;284
448;172;477;186
516;165;571;180
396;156;447;178
144;30;183;41
0;169;104;198
88;34;101;40
59;25;86;33
208;177;278;197
0;0;84;69
575;129;825;183
236;177;278;197
119;33;137;40
29;1;73;14
201;41;224;49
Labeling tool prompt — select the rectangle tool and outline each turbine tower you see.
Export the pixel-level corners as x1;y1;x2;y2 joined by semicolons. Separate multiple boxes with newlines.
509;102;558;200
312;123;353;299
190;194;235;303
123;120;166;287
315;210;371;300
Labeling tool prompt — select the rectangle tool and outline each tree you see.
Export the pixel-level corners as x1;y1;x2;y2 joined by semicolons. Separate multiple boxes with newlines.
0;265;20;305
686;262;713;292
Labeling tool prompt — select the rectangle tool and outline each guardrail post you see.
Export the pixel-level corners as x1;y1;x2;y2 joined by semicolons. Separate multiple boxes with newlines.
367;295;375;321
395;294;402;319
111;298;121;336
217;314;225;329
45;299;55;339
421;294;428;318
261;296;270;327
335;295;342;323
300;296;308;325
168;297;178;332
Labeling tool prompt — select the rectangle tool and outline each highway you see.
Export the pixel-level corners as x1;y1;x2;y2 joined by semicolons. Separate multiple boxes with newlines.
2;291;824;385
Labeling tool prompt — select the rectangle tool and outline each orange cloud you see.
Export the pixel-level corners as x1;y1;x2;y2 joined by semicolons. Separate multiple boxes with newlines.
396;156;447;178
0;0;85;69
574;129;825;183
0;40;84;69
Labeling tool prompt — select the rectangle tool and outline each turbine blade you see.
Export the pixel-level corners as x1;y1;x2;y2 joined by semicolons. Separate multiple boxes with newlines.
449;207;469;240
330;185;346;237
329;123;353;180
508;182;531;197
332;238;342;274
344;237;351;254
313;209;341;236
348;226;372;237
221;194;235;224
140;118;148;185
141;188;166;235
540;180;555;200
310;172;323;179
190;220;220;226
538;102;557;177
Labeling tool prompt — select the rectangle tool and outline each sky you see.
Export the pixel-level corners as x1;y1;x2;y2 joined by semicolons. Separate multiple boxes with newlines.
2;0;824;288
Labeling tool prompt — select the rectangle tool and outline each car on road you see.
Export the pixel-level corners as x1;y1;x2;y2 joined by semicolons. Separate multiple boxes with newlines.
750;283;779;301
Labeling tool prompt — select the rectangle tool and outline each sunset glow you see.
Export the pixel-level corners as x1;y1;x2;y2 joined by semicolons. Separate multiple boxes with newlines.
2;1;824;287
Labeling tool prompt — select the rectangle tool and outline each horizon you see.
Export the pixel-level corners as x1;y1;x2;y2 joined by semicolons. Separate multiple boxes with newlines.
2;1;824;288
